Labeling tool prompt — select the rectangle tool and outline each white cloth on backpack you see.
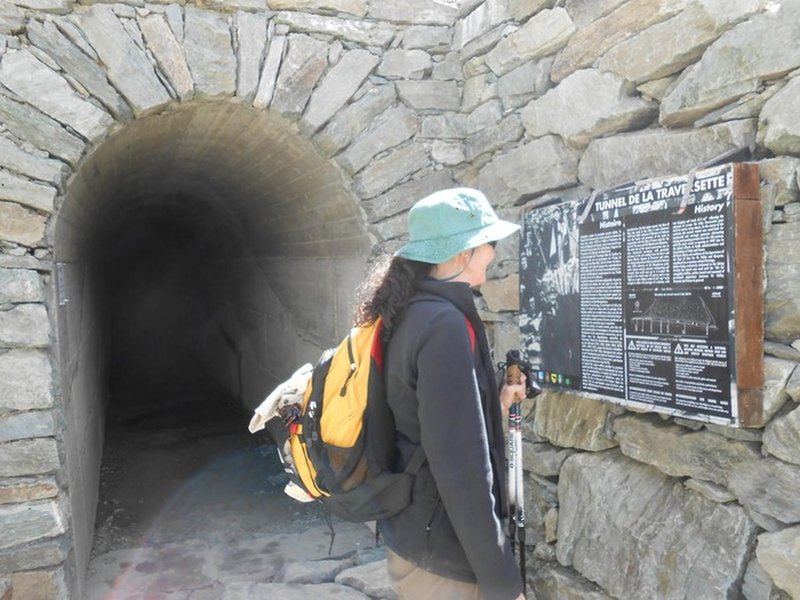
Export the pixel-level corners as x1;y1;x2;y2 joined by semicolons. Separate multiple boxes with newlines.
248;363;313;433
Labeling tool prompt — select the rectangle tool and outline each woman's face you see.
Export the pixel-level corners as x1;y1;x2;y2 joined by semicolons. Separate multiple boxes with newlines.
462;242;495;288
430;242;497;287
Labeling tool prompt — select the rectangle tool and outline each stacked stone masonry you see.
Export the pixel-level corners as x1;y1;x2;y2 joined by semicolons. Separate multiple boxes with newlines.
0;0;798;598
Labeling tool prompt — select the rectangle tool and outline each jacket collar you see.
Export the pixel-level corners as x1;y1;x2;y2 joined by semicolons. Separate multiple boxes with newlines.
415;278;482;323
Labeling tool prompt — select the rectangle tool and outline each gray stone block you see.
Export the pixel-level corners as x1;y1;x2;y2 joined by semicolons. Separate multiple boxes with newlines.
0;500;65;550
304;49;380;133
0;49;112;141
0;202;47;248
741;555;786;600
271;34;328;118
337;105;417;175
557;450;757;599
234;12;268;102
253;32;287;109
462;73;495;114
465;114;523;161
660;1;800;127
427;139;464;166
465;98;502;134
183;6;236;97
728;457;800;524
402;25;451;51
521;69;657;148
313;84;396;158
683;478;737;503
521;441;576;477
529;561;614;600
224;582;372;599
0;537;67;573
419;112;468;139
352;143;429;199
760;76;800;156
0;438;60;477
27;19;132;121
531;390;618;451
758;157;800;210
788;367;800;404
497;59;552;112
577;119;756;191
763;403;800;466
268;0;367;16
361;168;454;222
139;13;194;101
762;356;797;423
0;93;84;167
273;557;352;584
552;0;684;83
396;80;459;111
275;12;395;47
368;0;457;25
0;135;68;185
454;0;509;50
0;304;50;347
565;0;627;28
0;268;44;305
377;49;432;80
478;135;578;205
0;170;56;214
614;414;761;485
485;8;575;76
334;559;395;600
755;526;800;598
599;0;767;85
78;5;171;115
0;2;24;35
0;410;55;442
0;476;59;505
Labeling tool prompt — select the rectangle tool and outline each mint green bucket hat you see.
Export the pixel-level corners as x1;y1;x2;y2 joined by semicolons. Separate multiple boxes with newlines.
395;188;520;264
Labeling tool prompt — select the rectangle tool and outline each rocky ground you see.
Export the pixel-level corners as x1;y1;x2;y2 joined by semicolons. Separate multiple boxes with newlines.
85;394;393;599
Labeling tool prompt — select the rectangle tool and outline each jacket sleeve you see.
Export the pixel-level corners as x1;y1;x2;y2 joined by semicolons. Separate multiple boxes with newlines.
414;308;523;600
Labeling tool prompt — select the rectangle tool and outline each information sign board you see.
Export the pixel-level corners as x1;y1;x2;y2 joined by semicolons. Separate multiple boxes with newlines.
520;163;763;426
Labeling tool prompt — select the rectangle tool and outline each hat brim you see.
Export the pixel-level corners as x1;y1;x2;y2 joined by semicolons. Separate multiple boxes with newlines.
395;219;520;264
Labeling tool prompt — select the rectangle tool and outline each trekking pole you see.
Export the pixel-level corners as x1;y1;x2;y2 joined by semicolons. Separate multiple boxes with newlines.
505;359;526;596
507;388;517;557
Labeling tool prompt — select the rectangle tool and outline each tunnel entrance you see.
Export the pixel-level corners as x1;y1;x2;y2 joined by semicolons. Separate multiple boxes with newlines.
53;102;372;587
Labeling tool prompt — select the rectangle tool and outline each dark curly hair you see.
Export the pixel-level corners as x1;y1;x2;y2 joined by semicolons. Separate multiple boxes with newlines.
353;255;431;339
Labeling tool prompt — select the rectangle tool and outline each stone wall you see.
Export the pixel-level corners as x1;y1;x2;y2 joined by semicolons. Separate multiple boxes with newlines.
0;0;798;598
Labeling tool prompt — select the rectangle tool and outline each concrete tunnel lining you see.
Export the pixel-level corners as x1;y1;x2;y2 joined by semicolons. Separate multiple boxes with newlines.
53;102;373;579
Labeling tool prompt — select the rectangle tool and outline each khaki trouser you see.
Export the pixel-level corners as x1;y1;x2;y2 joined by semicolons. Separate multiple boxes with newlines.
386;549;482;600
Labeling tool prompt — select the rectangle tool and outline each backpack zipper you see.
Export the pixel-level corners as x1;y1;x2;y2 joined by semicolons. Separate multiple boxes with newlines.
425;496;442;536
340;334;357;396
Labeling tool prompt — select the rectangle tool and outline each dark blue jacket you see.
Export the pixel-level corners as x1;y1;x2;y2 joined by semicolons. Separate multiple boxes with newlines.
378;278;523;600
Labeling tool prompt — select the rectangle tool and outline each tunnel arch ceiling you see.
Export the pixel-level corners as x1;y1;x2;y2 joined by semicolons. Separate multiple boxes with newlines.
58;101;372;380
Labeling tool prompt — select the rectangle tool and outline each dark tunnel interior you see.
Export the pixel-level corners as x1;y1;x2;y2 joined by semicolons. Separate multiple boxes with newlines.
93;203;245;429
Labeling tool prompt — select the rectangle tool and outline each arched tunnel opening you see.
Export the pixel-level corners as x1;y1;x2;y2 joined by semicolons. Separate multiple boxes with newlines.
53;103;373;582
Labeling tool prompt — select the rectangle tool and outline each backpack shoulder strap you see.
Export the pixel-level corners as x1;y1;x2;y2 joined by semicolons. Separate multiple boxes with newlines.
404;444;427;475
465;317;476;353
409;294;478;354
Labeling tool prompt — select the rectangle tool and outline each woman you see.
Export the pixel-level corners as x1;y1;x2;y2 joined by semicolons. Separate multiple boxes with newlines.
354;188;527;600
